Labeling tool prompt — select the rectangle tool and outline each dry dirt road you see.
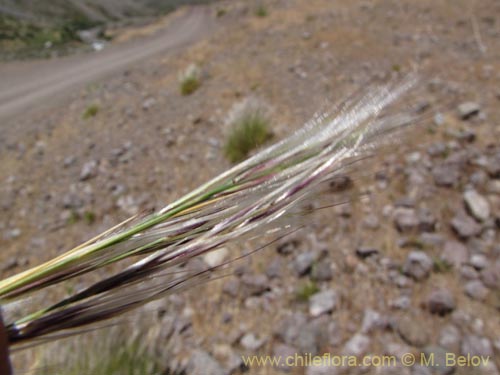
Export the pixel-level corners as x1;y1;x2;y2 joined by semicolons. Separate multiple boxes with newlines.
0;6;214;127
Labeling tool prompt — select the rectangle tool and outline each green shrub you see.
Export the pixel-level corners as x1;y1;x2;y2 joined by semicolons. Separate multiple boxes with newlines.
224;109;273;163
255;5;268;17
296;281;319;302
179;64;201;96
83;104;99;119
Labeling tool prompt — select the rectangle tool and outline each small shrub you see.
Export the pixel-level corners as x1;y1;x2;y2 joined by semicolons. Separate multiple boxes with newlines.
296;281;319;302
433;258;452;273
216;8;227;18
179;64;201;96
83;104;99;119
224;108;273;163
255;5;268;17
83;211;96;225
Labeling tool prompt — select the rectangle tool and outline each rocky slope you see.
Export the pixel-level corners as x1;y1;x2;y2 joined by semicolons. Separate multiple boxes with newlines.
1;0;499;374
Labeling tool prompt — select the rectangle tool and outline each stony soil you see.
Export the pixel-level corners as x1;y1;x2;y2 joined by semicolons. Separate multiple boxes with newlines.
1;0;499;374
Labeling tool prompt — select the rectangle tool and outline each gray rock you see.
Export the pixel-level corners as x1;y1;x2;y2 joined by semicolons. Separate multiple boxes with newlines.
464;190;490;221
1;257;19;272
390;296;411;310
422;346;454;375
418;208;437;232
394;208;420;233
79;160;98;181
481;262;500;289
272;343;298;372
203;247;229;267
451;213;482;238
398;316;429;347
427;289;456;315
222;279;240;297
266;257;283;279
362;214;380;230
311;262;333;281
293;251;316;276
403;251;433;281
187;349;227;375
294;321;325;356
343;333;370;356
309;289;337;317
241;274;270;296
142;97;156;111
240;332;266;351
276;236;301;255
355;247;379;259
457;101;480;120
432;163;461;187
275;313;307;347
3;228;21;240
461;334;493;356
439;324;461;353
470;254;488;270
361;309;388;333
460;265;480;280
464;280;489;301
441;240;468;268
212;344;245;374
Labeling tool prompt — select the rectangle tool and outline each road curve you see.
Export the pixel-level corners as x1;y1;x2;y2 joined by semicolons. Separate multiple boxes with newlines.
0;7;214;125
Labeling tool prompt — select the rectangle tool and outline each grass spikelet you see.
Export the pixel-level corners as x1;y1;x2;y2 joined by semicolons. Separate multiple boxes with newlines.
0;76;420;346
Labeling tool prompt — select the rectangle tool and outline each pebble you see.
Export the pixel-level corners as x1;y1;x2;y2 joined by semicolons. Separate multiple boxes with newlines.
427;289;456;315
309;289;337;317
432;163;460;187
293;251;316;276
241;274;270;296
397;316;429;347
355;247;379;259
481;263;500;289
361;309;387;333
450;213;482;238
394;208;419;233
187;349;226;375
441;240;468;268
457;101;480;120
265;257;283;279
421;346;454;375
310;262;333;281
272;343;298;372
79;160;98;181
240;332;266;351
439;324;461;353
403;251;433;281
461;334;493;356
343;333;370;356
470;254;488;270
203;247;229;268
464;280;489;301
464;190;490;221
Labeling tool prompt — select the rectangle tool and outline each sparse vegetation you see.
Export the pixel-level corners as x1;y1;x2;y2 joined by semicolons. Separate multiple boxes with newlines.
433;258;453;273
296;281;319;301
83;211;96;225
224;99;273;163
36;329;161;375
255;4;268;17
83;104;100;119
179;64;201;96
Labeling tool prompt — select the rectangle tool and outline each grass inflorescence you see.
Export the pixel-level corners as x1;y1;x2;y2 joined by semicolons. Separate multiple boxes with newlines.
0;77;420;347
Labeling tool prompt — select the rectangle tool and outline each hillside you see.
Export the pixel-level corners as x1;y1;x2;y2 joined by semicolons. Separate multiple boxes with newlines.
1;0;499;374
0;0;214;59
